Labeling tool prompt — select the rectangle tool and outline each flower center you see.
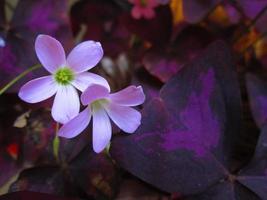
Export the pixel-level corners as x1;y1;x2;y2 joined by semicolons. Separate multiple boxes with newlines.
54;67;74;85
91;99;109;112
140;0;147;7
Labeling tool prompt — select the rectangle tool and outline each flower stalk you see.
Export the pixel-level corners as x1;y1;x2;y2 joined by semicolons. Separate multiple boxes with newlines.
0;63;41;95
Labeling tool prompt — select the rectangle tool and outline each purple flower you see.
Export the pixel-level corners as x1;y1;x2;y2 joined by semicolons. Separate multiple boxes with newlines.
58;84;145;153
19;35;109;124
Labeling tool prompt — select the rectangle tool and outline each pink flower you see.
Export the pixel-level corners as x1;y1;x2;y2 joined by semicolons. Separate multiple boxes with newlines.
128;0;159;19
19;35;109;124
58;84;145;153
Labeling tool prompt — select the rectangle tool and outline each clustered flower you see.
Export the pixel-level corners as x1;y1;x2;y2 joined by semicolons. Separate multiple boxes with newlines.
19;35;145;153
128;0;159;19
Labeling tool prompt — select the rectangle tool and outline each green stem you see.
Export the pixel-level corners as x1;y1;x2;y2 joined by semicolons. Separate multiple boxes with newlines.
53;123;60;162
0;64;41;95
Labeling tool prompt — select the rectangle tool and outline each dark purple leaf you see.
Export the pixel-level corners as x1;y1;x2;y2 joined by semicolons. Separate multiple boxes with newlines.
236;0;267;33
116;178;170;199
11;146;119;198
0;0;73;92
233;122;267;199
70;0;130;58
69;146;120;199
131;68;162;105
0;191;80;200
121;5;172;46
183;0;221;23
9;166;67;195
22;108;56;164
111;41;242;195
143;26;214;82
186;181;261;199
246;73;267;128
0;150;20;187
59;127;92;163
237;0;267;19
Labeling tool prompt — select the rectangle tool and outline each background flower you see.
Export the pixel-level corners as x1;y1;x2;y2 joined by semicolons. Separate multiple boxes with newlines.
128;0;159;19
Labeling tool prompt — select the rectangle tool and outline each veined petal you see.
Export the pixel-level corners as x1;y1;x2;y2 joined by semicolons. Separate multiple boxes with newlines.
58;108;91;138
67;41;103;73
35;35;66;73
71;72;110;92
92;106;111;153
81;84;109;106
105;102;141;133
18;76;57;103
109;86;145;106
52;85;80;124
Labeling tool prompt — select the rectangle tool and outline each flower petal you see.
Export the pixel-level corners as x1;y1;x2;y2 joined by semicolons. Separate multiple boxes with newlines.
92;107;111;153
52;85;80;124
143;7;155;19
132;6;142;19
58;108;91;138
109;85;145;106
105;102;141;133
81;84;109;106
18;75;57;103
71;72;110;92
67;41;103;73
35;35;66;73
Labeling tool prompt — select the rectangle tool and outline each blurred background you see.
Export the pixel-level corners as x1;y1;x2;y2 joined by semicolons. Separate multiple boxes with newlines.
0;0;267;199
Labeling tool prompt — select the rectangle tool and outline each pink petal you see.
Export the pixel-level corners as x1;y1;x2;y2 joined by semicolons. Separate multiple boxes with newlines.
148;0;159;7
18;75;57;103
67;41;103;73
71;72;110;92
52;85;80;124
143;7;155;19
105;102;141;133
35;35;66;73
58;108;91;138
132;6;142;19
81;84;109;106
109;85;145;106
92;107;111;153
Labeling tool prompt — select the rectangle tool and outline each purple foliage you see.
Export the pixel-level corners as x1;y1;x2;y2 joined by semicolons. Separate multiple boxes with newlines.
111;41;267;198
0;0;73;92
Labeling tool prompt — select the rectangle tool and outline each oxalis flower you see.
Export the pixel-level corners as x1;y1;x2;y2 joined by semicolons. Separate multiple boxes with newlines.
128;0;159;19
58;84;145;153
19;35;109;124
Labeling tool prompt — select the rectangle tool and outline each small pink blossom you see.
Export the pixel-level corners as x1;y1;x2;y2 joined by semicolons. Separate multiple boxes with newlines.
58;84;145;153
19;35;109;124
128;0;159;19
